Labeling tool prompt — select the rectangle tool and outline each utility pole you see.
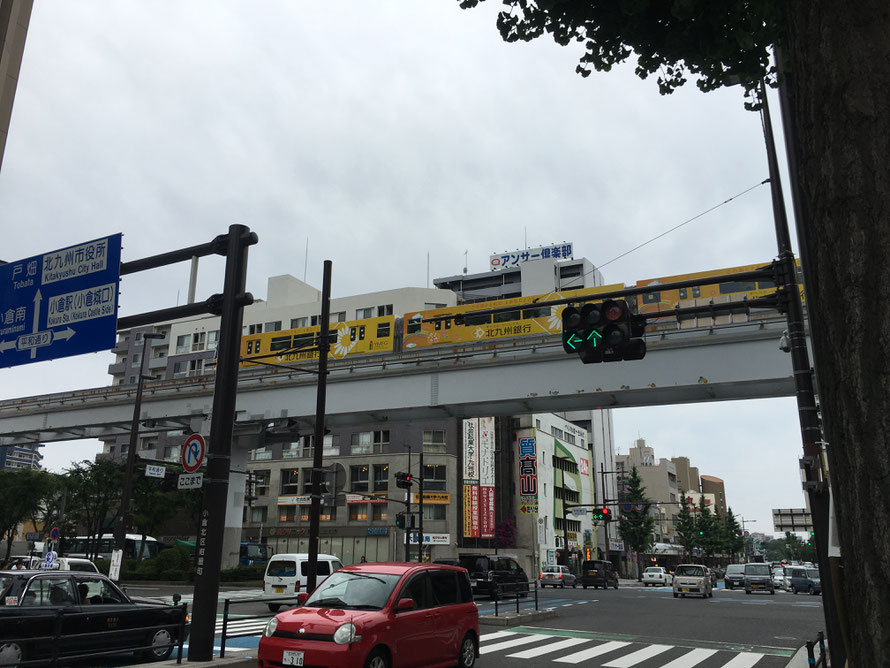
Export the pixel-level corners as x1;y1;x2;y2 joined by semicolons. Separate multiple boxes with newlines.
601;464;610;564
404;445;411;562
418;448;424;563
306;260;332;594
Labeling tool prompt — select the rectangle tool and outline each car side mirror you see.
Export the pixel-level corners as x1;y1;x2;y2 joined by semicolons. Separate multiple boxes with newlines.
297;592;309;605
396;598;415;612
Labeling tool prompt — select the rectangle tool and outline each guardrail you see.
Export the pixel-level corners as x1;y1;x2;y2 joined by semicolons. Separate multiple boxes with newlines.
805;631;828;667
0;603;188;666
220;595;300;658
490;580;539;616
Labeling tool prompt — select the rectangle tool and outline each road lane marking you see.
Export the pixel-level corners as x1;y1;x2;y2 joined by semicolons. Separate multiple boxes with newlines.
553;641;631;663
602;644;672;666
507;637;591;658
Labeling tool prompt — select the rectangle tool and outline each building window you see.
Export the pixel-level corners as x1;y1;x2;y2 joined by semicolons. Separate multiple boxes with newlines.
351;432;372;455
332;311;346;323
377;304;393;317
301;433;339;458
423;430;446;454
250;506;268;523
373;430;389;454
536;419;542;429
279;505;297;522
192;332;206;352
290;317;308;329
131;353;142;367
248;323;263;335
422;505;447;520
139;438;156;452
551;426;564;439
349;504;369;521
373;464;389;492
281;469;300;495
253;470;270;496
188;359;204;376
176;335;190;354
423;464;447;491
282;441;300;458
424;303;447;309
350;465;370;493
356;307;373;319
163;445;181;461
207;330;220;350
372;505;388;521
265;321;282;333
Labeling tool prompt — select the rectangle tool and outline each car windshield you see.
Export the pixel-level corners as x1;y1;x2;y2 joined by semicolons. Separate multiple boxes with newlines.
806;568;820;578
745;564;771;576
772;568;784;576
305;571;402;610
543;567;560;573
675;565;703;577
644;568;662;573
726;565;744;574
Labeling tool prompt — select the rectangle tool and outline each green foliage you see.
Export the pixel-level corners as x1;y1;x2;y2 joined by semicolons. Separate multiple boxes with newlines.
617;466;656;555
456;0;784;109
220;563;266;582
674;491;698;557
65;460;124;558
0;469;58;563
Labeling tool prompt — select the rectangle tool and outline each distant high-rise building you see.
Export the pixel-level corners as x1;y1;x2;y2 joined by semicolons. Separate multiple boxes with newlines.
700;475;727;517
0;0;33;172
0;442;43;470
671;456;700;493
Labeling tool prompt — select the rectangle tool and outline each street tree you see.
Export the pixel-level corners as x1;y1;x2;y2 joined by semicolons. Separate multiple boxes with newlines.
721;508;745;563
694;498;719;561
673;491;697;559
616;466;655;579
0;469;57;564
66;459;123;560
131;476;179;564
455;2;889;660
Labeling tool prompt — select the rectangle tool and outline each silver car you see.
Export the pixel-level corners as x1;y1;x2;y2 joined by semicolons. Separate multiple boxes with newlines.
540;564;577;588
672;563;713;599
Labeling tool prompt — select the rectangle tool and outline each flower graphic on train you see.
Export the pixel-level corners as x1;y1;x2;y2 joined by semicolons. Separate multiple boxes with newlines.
473;328;486;339
330;323;356;359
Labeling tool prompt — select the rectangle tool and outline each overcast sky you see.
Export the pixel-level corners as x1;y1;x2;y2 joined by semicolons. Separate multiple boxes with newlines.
0;1;804;536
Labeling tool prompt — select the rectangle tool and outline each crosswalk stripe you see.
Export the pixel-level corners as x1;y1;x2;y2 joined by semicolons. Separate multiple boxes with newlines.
602;644;673;667
507;637;591;658
554;640;631;663
720;652;766;667
659;648;719;668
481;631;519;642
480;634;554;655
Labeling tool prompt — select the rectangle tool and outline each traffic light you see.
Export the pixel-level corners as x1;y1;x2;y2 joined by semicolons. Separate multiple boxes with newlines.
395;512;406;529
807;530;814;546
591;507;612;522
395;471;414;489
561;299;646;364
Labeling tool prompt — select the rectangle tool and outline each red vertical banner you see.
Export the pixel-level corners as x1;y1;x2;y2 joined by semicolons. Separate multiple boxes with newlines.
469;486;480;538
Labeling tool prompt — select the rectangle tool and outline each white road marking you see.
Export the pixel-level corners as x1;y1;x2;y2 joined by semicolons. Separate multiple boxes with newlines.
553;640;631;663
658;647;719;667
507;637;591;659
602;644;673;667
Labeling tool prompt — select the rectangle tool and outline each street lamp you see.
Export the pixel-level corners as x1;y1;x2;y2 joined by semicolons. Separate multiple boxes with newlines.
738;516;757;559
113;331;165;562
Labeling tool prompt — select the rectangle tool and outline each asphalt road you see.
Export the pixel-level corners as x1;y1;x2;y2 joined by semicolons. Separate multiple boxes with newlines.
108;580;825;667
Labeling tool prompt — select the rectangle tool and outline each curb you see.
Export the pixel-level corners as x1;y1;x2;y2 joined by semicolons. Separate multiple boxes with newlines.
479;608;558;626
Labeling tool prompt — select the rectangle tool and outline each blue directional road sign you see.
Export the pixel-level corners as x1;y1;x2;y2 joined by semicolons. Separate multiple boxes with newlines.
0;234;122;368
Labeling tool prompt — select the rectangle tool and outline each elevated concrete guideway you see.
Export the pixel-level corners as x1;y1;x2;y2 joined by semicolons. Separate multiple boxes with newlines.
0;318;797;446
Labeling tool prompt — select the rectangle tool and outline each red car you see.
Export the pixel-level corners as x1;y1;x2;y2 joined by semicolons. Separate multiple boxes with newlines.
258;562;480;668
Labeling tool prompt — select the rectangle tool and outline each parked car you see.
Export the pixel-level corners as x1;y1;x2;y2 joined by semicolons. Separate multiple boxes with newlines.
458;554;529;599
724;563;746;590
744;562;775;594
258;562;480;668
672;564;712;598
788;566;822;595
642;567;673;587
540;565;576;588
263;553;343;612
578;560;619;590
0;569;187;665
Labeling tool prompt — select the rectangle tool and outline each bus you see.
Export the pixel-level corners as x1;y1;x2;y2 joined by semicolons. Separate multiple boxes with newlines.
240;541;272;566
62;534;161;560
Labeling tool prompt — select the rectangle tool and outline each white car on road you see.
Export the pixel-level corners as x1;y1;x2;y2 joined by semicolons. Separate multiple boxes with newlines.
642;566;673;587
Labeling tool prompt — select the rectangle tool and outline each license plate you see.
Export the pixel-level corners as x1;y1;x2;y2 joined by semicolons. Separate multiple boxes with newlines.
283;650;304;666
681;588;689;592
588;571;597;576
752;584;760;589
274;586;285;594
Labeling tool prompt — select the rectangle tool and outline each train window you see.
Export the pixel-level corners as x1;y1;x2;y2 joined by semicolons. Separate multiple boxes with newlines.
678;286;701;300
641;291;661;304
522;306;551;319
718;281;757;294
328;332;337;344
377;322;391;338
464;313;491;326
757;279;776;289
293;333;314;350
493;310;521;323
406;316;422;334
270;336;292;352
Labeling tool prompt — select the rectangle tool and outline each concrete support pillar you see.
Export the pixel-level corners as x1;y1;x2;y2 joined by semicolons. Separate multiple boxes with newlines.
221;446;248;569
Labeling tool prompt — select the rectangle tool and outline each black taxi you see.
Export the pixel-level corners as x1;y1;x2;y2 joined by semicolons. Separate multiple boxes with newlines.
0;569;187;665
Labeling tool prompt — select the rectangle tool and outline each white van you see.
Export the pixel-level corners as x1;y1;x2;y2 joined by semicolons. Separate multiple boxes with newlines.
263;553;343;611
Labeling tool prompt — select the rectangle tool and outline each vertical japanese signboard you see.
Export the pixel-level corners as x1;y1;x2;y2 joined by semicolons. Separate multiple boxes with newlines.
478;417;496;538
0;234;121;368
519;437;539;514
462;418;479;538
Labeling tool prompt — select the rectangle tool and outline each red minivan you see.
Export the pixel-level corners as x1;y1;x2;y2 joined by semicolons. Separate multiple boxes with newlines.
258;562;480;668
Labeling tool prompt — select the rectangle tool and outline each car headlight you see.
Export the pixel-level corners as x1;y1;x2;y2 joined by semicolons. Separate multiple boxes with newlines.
263;617;278;638
333;622;358;645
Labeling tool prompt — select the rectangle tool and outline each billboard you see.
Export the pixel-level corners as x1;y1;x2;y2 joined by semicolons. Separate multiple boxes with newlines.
462;417;496;538
518;437;538;514
489;243;574;271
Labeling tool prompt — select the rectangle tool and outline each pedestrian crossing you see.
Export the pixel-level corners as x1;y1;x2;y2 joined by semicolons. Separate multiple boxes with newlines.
216;616;270;637
480;630;785;667
161;588;266;604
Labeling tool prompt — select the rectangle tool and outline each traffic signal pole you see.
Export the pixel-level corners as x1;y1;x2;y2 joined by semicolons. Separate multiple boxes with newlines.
404;446;411;561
